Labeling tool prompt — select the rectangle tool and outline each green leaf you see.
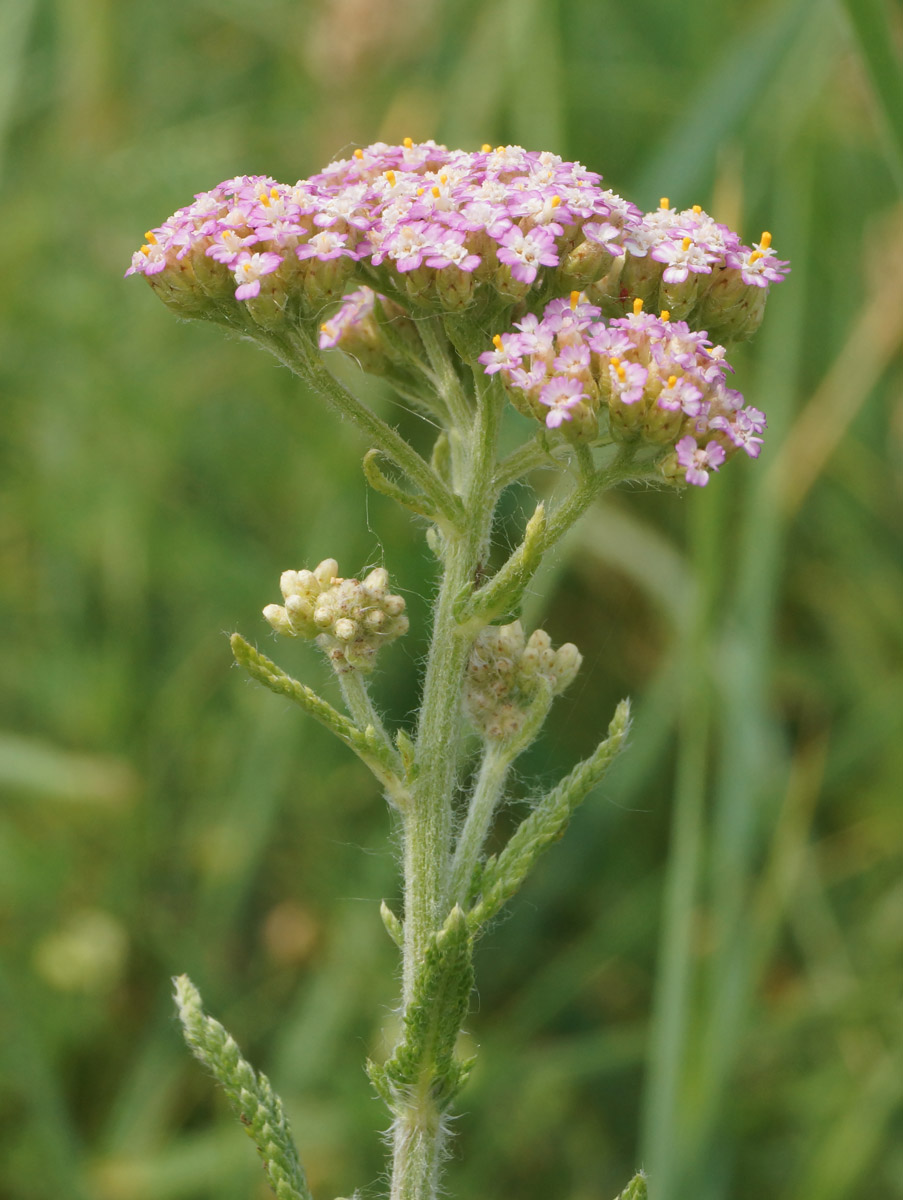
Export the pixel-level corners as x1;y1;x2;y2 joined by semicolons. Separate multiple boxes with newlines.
380;899;404;948
374;906;475;1114
173;976;313;1200
231;634;408;807
468;700;631;931
614;1171;648;1200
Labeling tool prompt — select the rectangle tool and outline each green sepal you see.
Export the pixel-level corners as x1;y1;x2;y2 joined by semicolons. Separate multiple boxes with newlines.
375;905;474;1114
467;700;631;932
614;1170;648;1199
173;975;313;1200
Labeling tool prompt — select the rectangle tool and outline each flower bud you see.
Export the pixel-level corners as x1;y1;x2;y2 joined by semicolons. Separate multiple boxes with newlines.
464;621;582;743
263;558;408;673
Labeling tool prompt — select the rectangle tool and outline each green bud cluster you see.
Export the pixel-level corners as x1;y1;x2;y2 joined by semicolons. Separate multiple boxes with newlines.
464;621;582;742
263;558;408;673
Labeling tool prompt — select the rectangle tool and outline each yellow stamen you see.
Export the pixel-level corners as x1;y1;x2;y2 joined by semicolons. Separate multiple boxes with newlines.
616;364;626;380
144;230;157;244
749;251;763;264
551;195;561;207
660;197;670;210
681;236;692;251
760;231;772;249
667;375;677;388
493;334;503;350
496;145;505;153
417;187;425;195
633;297;644;315
259;192;271;206
270;186;279;198
440;174;448;184
403;136;414;149
140;244;151;256
660;309;670;322
570;291;580;309
692;204;702;214
354;148;364;159
481;143;492;152
385;170;396;186
431;186;441;198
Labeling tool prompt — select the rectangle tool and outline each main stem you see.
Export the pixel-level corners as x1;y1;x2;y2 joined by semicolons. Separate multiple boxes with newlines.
390;375;501;1200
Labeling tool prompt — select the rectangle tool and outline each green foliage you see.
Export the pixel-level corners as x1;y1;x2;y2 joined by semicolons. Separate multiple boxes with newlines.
2;2;903;1199
468;701;631;931
615;1173;648;1200
368;907;475;1115
174;975;311;1200
230;634;407;805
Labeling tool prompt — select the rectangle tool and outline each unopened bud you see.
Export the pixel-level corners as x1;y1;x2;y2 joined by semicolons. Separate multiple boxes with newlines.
464;621;581;742
262;603;294;637
314;558;339;586
263;558;408;673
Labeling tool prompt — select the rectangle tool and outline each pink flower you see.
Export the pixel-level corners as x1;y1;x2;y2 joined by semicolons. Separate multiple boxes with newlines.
478;332;525;374
539;377;587;428
295;231;354;262
676;436;726;486
497;227;560;283
609;359;647;406
232;251;283;300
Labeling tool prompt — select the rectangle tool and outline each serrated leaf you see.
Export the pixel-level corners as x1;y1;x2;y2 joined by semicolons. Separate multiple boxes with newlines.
375;906;474;1115
173;975;312;1200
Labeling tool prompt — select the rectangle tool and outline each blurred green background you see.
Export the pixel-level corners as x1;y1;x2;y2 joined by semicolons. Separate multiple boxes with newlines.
2;0;902;1198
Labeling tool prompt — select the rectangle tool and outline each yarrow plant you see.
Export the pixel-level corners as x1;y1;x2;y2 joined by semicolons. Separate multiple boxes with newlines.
129;138;788;1200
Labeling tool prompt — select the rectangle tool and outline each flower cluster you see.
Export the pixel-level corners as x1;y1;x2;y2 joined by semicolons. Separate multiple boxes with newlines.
480;294;766;486
127;140;786;338
263;559;408;673
464;622;582;743
564;199;788;343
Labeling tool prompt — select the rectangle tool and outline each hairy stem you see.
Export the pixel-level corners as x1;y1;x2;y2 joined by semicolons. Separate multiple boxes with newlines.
448;743;511;906
337;668;391;742
390;379;502;1200
262;326;465;531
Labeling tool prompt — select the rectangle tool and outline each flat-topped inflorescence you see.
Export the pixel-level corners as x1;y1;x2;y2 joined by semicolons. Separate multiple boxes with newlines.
127;140;787;339
263;558;408;674
480;293;766;487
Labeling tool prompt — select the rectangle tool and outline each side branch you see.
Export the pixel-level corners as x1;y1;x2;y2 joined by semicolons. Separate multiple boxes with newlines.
231;634;408;808
363;449;443;522
492;434;564;493
458;450;638;626
467;699;632;931
262;328;466;532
